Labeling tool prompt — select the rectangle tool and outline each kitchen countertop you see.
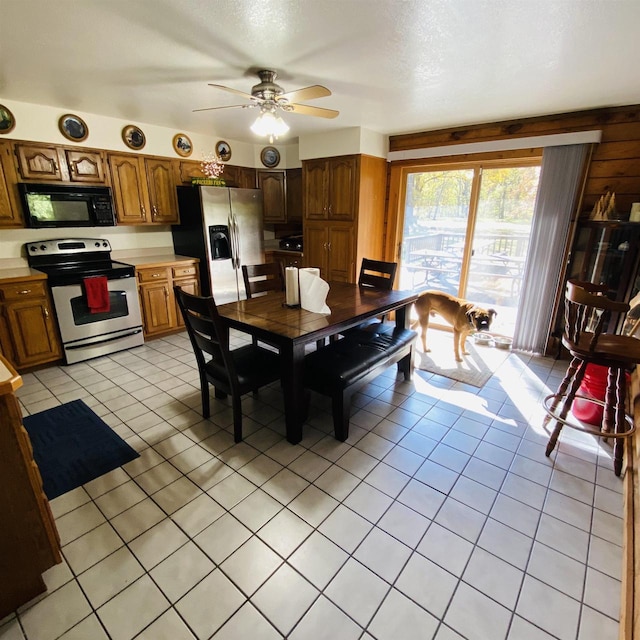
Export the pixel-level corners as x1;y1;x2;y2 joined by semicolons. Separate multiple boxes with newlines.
0;267;48;283
116;254;200;268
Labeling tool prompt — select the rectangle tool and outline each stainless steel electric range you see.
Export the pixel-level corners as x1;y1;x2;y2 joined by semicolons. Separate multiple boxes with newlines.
26;238;144;364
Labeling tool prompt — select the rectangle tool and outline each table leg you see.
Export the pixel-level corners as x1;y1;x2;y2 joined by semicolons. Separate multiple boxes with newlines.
280;341;308;444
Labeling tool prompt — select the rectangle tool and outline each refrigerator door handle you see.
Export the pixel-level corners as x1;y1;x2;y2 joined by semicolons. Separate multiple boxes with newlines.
231;213;241;270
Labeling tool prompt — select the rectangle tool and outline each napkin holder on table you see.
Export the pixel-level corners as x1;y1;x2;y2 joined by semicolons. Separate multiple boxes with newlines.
299;267;331;315
284;267;300;307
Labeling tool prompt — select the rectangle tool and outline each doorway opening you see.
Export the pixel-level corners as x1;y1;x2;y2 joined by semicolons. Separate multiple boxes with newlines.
397;159;541;337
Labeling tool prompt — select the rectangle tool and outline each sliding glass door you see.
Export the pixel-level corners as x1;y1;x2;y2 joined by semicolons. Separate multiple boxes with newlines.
397;160;540;337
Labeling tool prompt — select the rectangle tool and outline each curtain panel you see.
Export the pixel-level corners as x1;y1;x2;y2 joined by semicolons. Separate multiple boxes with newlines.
512;144;589;353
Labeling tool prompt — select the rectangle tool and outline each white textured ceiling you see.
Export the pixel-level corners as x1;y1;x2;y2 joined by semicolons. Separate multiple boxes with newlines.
2;0;640;144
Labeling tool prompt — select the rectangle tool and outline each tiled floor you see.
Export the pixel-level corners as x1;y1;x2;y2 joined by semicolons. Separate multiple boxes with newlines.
1;330;624;640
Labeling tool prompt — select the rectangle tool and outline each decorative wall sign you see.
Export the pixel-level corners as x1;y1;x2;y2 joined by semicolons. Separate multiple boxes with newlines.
260;146;281;168
0;104;15;135
215;140;232;162
173;133;193;157
122;125;146;150
58;114;88;142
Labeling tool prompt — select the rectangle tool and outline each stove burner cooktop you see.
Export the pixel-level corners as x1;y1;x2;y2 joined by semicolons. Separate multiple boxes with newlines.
25;238;135;286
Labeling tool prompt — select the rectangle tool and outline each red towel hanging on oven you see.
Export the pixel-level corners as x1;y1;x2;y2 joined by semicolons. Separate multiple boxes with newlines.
83;276;110;313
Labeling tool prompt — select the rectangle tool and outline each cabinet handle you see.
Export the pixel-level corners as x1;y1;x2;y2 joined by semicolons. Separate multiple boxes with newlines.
44;307;49;318
328;242;332;251
17;289;32;294
141;205;146;216
53;160;58;172
152;205;159;217
164;289;169;299
151;273;162;278
328;204;332;215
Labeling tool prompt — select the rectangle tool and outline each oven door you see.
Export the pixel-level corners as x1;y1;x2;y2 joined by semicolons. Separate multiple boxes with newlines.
51;274;143;345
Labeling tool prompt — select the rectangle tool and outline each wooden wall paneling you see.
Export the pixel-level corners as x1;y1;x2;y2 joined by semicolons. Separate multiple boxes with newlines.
389;104;640;219
354;155;387;272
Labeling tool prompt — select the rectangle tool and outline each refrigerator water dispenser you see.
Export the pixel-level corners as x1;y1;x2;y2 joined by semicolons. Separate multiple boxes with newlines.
209;225;232;260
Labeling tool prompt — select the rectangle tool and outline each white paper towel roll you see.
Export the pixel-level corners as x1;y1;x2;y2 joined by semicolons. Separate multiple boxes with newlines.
285;267;299;306
299;267;331;314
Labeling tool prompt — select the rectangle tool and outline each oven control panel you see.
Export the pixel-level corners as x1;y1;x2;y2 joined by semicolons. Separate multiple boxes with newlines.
26;238;111;256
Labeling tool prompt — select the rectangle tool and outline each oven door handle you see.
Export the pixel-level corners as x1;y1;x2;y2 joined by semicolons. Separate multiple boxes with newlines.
65;328;143;350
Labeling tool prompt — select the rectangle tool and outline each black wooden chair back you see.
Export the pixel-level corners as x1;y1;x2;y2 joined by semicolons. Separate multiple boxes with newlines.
358;258;398;291
242;262;285;299
174;286;281;442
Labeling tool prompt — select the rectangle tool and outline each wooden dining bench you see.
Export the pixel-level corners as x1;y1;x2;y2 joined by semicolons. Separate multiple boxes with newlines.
304;325;417;441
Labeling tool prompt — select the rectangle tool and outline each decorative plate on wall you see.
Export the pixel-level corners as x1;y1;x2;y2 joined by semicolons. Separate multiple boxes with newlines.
215;140;232;162
58;114;88;142
122;125;146;150
173;133;193;157
260;146;281;168
0;104;16;135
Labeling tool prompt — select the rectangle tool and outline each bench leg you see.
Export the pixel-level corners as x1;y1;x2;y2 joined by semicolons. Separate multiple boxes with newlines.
332;391;350;441
397;347;414;381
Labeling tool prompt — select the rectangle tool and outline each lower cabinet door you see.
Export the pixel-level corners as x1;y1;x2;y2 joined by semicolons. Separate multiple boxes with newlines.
5;299;62;367
139;282;175;335
173;278;199;327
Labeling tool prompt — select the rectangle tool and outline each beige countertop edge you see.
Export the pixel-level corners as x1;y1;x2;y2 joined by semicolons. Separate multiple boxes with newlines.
0;267;48;283
118;254;200;268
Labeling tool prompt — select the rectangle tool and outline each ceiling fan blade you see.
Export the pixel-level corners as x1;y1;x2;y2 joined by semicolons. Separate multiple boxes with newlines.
192;104;249;113
289;103;339;119
279;85;331;103
207;83;257;101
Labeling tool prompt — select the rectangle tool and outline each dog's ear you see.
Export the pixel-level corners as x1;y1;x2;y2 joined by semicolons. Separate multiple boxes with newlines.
488;308;497;319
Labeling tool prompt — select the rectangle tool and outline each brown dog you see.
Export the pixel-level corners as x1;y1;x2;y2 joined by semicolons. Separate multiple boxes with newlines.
413;290;497;362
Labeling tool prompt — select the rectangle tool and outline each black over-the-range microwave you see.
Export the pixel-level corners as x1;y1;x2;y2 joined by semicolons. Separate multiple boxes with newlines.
18;183;117;228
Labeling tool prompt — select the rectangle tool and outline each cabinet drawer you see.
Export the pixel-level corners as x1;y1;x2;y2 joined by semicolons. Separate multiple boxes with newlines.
0;281;47;301
137;268;169;283
172;265;197;278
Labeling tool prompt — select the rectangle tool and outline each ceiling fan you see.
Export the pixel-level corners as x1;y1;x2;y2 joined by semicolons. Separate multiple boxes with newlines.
194;69;339;142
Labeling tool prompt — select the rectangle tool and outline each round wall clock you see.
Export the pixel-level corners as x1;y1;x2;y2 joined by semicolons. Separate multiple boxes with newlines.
261;146;280;168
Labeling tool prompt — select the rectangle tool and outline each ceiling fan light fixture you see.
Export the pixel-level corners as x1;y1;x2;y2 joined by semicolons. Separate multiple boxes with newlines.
250;109;289;143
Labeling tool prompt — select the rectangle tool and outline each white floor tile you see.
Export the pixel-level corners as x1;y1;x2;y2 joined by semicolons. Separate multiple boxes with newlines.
11;343;621;640
368;587;439;640
288;595;362;640
395;552;458;619
19;582;91;640
96;574;169;640
445;581;511;640
252;564;319;635
324;558;389;628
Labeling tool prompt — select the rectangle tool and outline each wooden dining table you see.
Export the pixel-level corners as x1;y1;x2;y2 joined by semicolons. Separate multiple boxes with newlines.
217;281;419;444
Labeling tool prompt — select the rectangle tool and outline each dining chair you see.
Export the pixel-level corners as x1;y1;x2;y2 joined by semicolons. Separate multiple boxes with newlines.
242;262;285;299
543;279;639;476
339;258;398;339
174;286;281;442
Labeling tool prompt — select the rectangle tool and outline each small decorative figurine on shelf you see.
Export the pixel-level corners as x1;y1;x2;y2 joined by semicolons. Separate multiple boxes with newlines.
192;152;226;186
590;191;617;220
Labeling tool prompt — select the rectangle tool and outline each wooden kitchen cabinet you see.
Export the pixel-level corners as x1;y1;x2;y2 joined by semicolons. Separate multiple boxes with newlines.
303;155;357;221
15;142;106;184
0;279;62;370
137;259;199;336
0;140;23;228
303;154;387;283
0;355;61;618
286;168;303;222
258;170;286;223
109;154;179;225
304;222;355;281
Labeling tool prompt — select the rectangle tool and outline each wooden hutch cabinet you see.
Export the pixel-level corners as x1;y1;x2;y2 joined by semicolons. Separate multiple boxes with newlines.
0;355;61;618
302;154;387;282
